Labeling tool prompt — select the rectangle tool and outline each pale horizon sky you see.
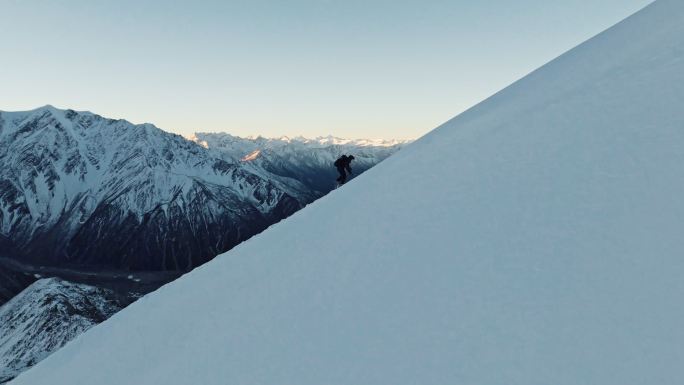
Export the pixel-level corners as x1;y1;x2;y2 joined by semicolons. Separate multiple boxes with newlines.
0;0;652;140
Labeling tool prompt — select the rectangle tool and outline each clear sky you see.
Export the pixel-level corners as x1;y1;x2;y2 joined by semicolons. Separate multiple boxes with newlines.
0;0;652;139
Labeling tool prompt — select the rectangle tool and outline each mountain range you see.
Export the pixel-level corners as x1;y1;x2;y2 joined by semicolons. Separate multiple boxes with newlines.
0;106;405;271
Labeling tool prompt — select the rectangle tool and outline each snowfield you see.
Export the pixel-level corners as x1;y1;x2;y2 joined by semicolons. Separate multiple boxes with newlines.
10;0;684;384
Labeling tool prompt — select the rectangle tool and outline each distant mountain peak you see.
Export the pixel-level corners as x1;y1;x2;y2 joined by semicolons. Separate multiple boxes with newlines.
190;132;412;149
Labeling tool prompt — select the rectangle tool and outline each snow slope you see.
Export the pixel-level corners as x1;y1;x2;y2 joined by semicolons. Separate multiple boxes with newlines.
11;0;684;384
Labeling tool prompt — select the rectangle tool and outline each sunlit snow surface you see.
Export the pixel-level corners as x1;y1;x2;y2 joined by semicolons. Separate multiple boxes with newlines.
11;1;684;384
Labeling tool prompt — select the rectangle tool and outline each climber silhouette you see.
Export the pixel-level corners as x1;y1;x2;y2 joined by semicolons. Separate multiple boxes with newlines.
334;155;355;185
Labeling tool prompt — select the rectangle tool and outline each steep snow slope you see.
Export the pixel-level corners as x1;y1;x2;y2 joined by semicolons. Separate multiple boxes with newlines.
0;279;125;384
11;1;684;384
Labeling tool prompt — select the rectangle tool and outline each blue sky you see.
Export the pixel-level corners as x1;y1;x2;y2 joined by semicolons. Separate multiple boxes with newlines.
0;0;652;139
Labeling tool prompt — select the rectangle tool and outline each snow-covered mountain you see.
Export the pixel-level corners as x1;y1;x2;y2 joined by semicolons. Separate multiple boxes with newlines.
10;1;684;384
190;133;408;196
0;278;126;384
0;107;402;270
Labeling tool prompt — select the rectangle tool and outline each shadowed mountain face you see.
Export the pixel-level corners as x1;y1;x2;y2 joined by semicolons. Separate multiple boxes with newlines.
0;278;127;384
0;265;36;307
0;107;404;272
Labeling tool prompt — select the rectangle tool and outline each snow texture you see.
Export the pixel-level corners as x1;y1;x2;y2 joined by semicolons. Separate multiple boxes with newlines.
10;0;684;384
